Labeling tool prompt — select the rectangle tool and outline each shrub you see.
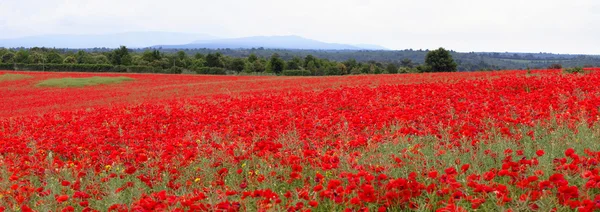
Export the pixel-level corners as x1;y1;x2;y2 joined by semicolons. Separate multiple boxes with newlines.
0;63;14;70
126;66;162;73
282;70;312;76
563;67;584;74
195;67;227;75
548;63;562;69
168;66;184;74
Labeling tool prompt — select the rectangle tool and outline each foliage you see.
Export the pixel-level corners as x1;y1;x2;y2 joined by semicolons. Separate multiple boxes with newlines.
3;46;600;76
1;52;16;63
548;63;562;69
282;69;312;76
228;58;246;73
167;66;184;74
195;67;227;75
0;63;14;70
109;46;132;66
205;52;224;68
424;47;457;72
267;53;285;74
563;66;584;74
126;65;163;73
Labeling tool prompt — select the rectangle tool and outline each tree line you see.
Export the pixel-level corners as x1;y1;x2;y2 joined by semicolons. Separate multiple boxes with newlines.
0;46;459;75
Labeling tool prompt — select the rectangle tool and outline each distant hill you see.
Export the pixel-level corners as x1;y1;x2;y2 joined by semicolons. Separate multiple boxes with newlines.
153;35;388;50
0;32;217;48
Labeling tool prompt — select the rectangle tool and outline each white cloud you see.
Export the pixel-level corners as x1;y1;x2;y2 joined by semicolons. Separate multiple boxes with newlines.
0;0;598;54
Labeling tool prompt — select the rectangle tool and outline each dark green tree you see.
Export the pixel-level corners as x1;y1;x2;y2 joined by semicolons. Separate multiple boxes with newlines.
110;46;132;66
46;51;63;64
343;59;358;70
142;50;162;62
247;54;258;63
205;53;224;68
304;55;317;67
267;53;285;74
193;53;205;60
229;58;246;72
15;50;30;63
1;52;15;63
76;50;92;64
252;59;265;72
286;56;303;70
29;52;46;64
424;48;457;72
400;59;414;68
386;63;398;74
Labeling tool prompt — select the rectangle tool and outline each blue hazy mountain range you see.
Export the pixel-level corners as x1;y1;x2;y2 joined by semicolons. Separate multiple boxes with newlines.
153;35;388;50
0;32;388;50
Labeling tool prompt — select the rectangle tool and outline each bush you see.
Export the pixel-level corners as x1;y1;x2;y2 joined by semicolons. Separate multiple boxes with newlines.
195;67;227;75
168;66;184;74
282;69;312;76
548;64;562;69
563;67;584;74
0;63;14;70
398;67;413;74
126;66;162;73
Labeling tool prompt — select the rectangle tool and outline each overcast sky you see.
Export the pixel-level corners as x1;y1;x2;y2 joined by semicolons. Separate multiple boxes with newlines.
1;0;599;54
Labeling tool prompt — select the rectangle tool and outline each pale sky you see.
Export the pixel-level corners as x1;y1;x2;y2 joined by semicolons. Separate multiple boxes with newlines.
1;0;599;54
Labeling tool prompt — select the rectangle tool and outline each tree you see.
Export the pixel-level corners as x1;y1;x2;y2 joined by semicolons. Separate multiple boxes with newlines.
173;51;190;68
229;58;246;72
191;58;206;70
304;55;317;67
1;52;15;63
63;56;77;64
267;53;285;74
142;50;162;62
343;59;358;70
336;63;348;75
75;50;93;64
306;61;317;75
252;60;265;72
29;52;46;64
92;55;110;64
205;53;224;68
194;53;205;60
15;50;30;63
400;59;414;68
247;54;258;63
110;46;132;66
46;51;63;64
386;63;398;74
286;56;303;70
424;48;457;72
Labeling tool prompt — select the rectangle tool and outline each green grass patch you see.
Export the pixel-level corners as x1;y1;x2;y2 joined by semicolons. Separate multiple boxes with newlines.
0;73;33;82
36;76;134;87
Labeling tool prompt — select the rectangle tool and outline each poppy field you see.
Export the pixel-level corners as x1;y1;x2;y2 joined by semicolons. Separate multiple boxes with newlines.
1;69;600;211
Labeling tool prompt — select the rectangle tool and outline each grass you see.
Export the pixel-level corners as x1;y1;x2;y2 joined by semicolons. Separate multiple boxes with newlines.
0;73;33;82
36;76;134;87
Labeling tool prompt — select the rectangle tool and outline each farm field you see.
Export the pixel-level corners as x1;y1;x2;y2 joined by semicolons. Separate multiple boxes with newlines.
1;69;600;211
